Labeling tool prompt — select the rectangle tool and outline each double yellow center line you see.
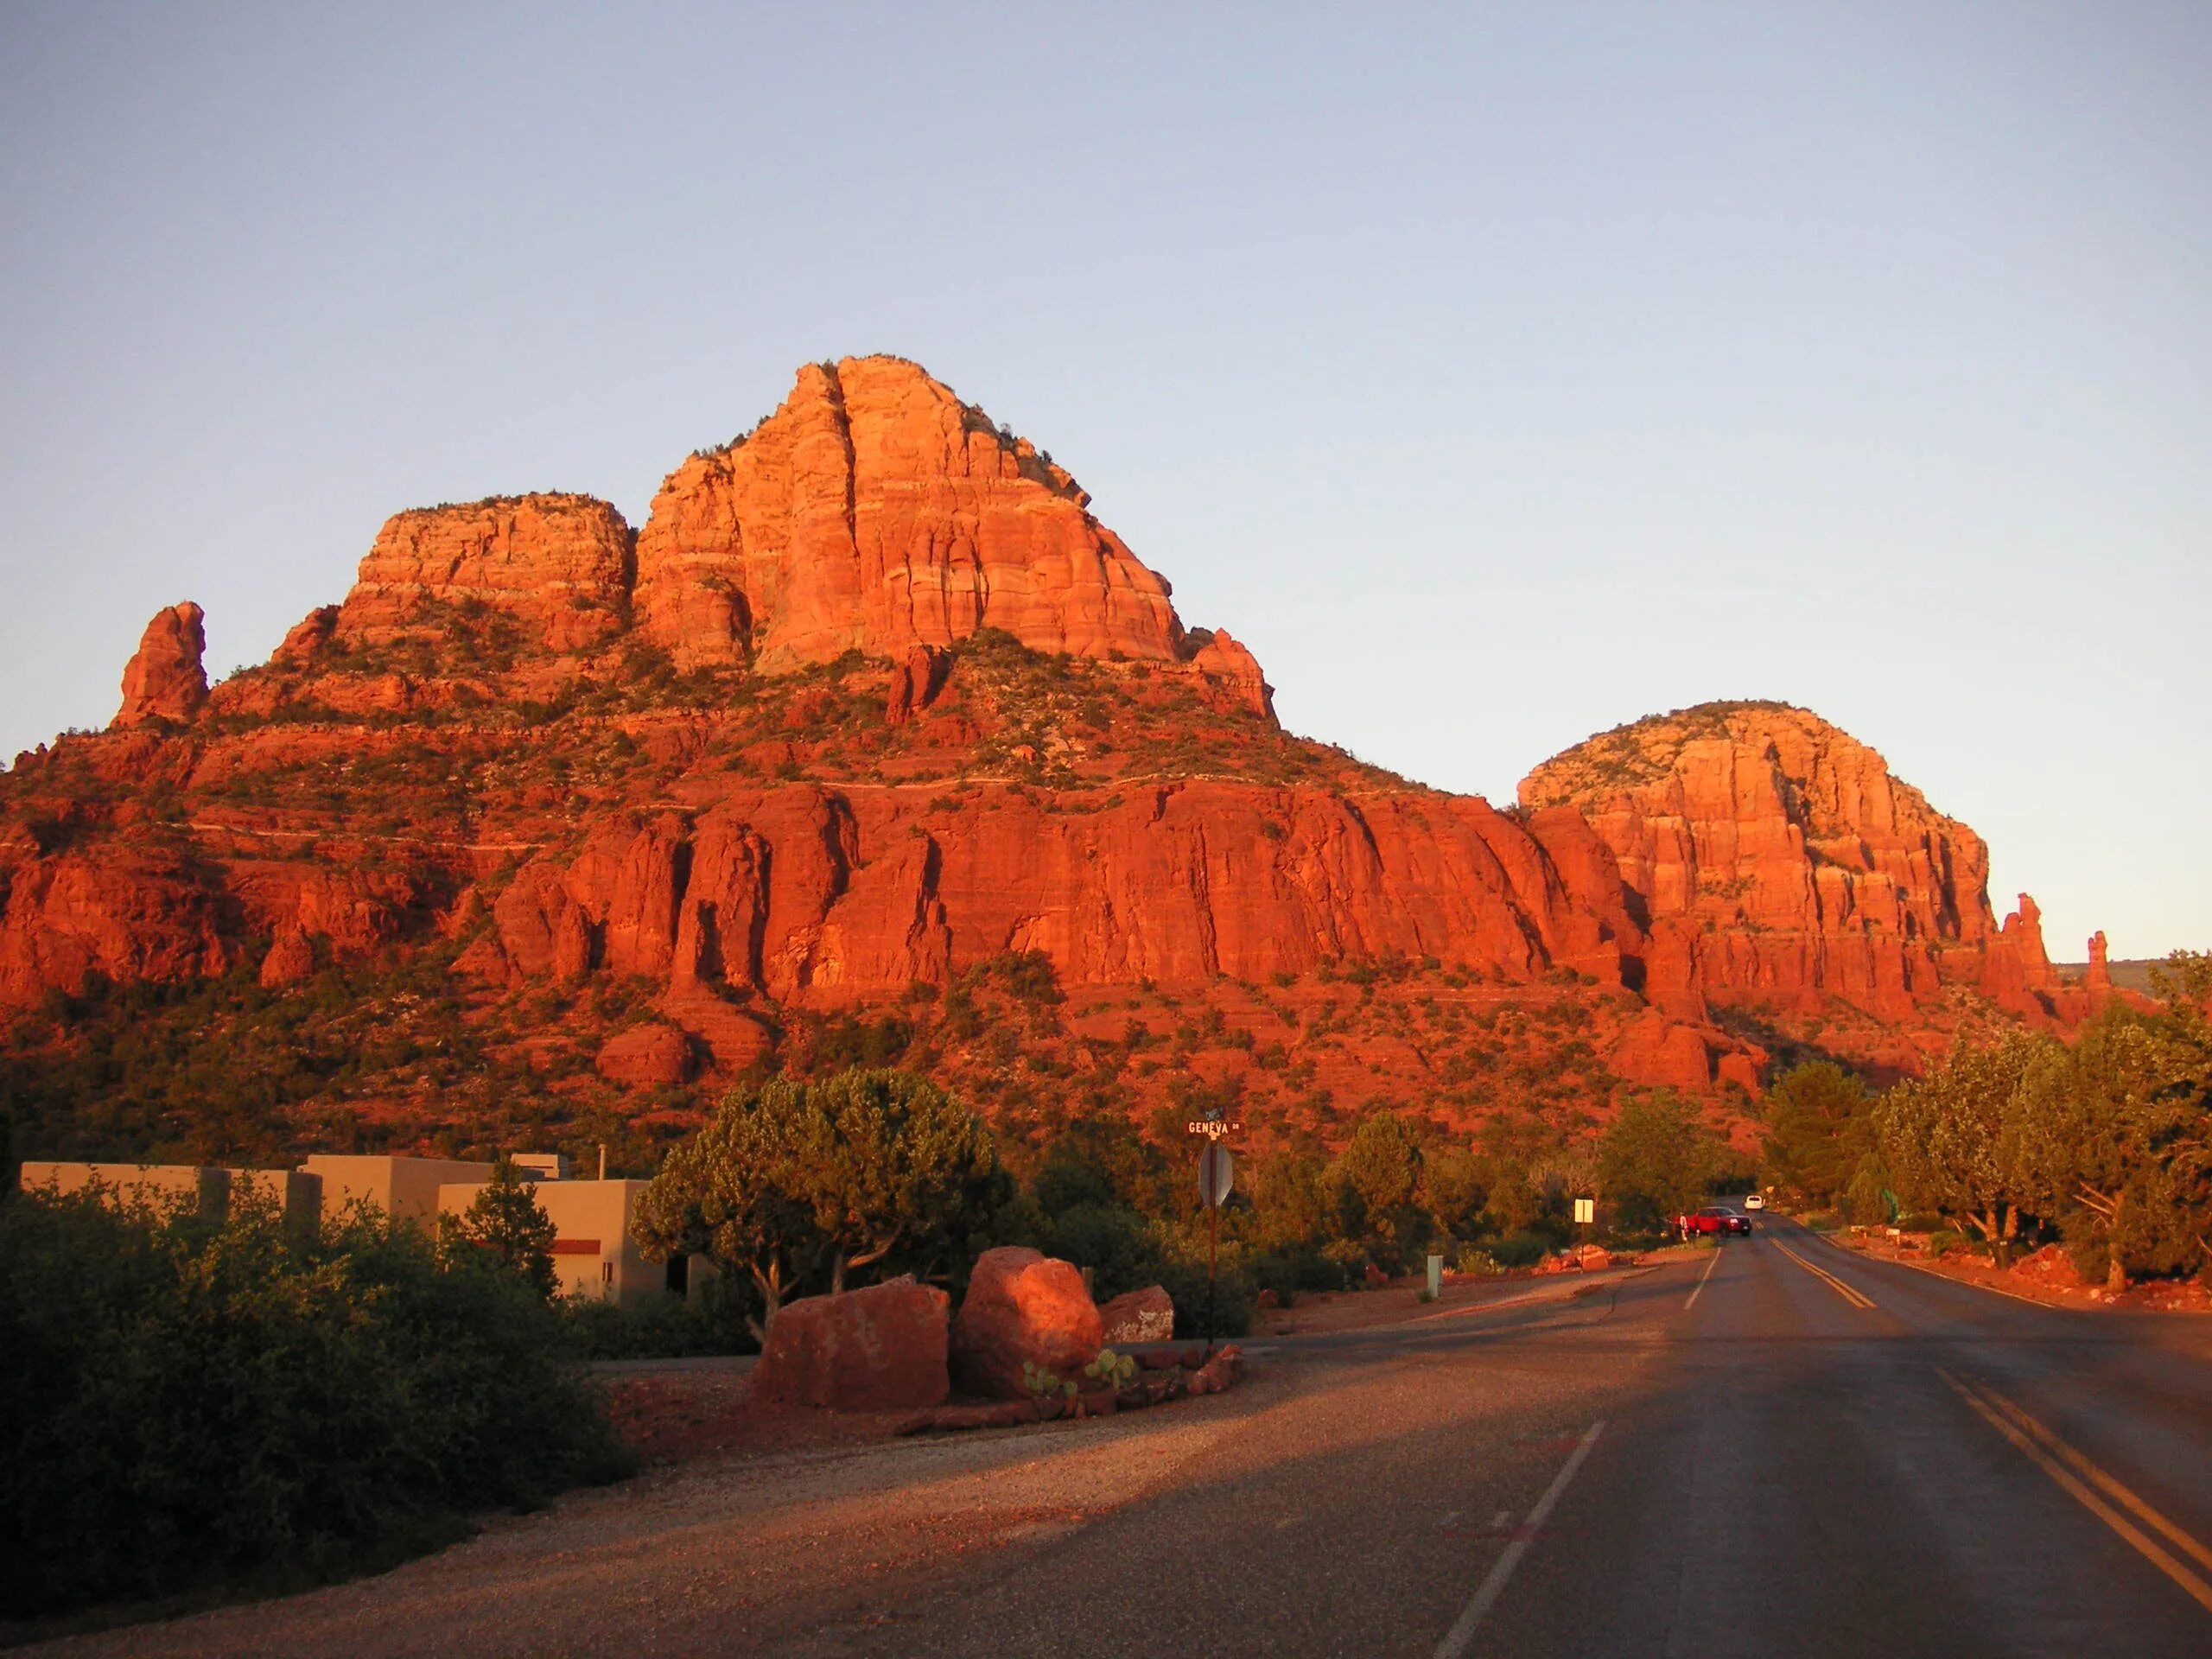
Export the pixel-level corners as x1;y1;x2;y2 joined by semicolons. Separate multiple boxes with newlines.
1939;1368;2212;1614
1772;1240;1878;1309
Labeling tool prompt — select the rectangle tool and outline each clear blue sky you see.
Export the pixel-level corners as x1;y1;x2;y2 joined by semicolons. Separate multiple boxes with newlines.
3;3;2205;958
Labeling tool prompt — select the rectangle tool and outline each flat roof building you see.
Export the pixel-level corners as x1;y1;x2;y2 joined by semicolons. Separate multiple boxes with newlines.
437;1177;659;1309
18;1161;231;1220
302;1154;495;1226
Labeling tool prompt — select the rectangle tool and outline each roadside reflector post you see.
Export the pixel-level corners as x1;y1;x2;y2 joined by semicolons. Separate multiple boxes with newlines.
1427;1254;1443;1300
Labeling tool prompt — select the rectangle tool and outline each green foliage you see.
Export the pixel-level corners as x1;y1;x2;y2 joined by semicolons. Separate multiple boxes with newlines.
1872;972;2212;1285
1154;1252;1255;1338
1021;1358;1077;1405
0;1186;629;1618
1332;1109;1427;1269
556;1282;755;1360
631;1069;1006;1335
1084;1347;1138;1389
1759;1061;1873;1211
438;1158;558;1299
1598;1090;1724;1235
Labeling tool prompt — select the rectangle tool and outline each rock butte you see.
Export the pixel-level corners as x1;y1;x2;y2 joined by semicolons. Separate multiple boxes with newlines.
0;356;2105;1149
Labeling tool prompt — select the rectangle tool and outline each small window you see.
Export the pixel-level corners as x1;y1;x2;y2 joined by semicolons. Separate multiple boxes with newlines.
601;1260;614;1287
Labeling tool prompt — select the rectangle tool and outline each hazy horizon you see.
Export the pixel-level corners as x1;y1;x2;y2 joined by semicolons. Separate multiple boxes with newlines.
3;3;2205;957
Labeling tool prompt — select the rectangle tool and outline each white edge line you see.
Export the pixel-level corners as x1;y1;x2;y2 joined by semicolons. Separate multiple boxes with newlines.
1433;1420;1605;1659
1684;1245;1723;1310
1867;1249;2075;1312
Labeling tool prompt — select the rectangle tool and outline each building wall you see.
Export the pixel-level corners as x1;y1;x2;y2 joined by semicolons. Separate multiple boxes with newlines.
437;1178;661;1309
17;1161;228;1220
303;1154;494;1226
227;1168;323;1233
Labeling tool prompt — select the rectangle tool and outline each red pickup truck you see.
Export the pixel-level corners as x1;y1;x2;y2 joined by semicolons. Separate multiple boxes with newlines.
1679;1205;1753;1239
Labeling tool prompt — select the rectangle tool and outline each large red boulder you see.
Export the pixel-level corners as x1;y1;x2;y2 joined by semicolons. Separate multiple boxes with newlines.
1098;1285;1175;1344
951;1247;1103;1399
751;1275;950;1412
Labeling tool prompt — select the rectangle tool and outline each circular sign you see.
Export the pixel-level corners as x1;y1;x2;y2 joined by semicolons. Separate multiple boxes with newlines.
1198;1141;1234;1208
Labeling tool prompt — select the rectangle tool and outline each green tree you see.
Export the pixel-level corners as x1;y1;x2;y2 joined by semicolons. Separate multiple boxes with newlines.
804;1070;1006;1291
2016;986;2212;1290
631;1070;1004;1336
437;1157;558;1300
1598;1090;1720;1235
1331;1109;1427;1268
1418;1142;1488;1243
1872;1033;2043;1263
1760;1061;1872;1211
631;1083;832;1338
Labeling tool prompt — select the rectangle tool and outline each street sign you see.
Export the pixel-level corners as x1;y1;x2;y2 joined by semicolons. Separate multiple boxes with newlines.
1199;1141;1234;1208
1573;1198;1596;1225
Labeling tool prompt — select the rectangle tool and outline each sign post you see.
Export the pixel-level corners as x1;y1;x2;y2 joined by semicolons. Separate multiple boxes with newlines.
1187;1111;1240;1356
1573;1196;1596;1267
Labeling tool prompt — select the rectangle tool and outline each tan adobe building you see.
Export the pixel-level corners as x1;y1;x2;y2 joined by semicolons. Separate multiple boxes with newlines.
22;1161;238;1221
19;1154;703;1312
436;1177;661;1308
226;1166;323;1231
301;1154;494;1224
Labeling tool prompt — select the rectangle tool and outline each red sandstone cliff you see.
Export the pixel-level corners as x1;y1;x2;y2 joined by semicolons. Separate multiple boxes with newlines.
1517;702;2060;1023
631;359;1253;697
1;360;2092;1145
335;494;634;655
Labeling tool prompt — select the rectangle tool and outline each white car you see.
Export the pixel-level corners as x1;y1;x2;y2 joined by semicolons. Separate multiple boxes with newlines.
1743;1193;1766;1211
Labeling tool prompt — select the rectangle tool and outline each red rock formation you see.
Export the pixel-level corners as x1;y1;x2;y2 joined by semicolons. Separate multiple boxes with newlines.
1980;893;2060;1018
751;1276;951;1411
1185;628;1275;720
258;929;315;988
334;494;632;653
883;645;948;727
1098;1285;1175;1344
461;780;1637;1007
951;1247;1103;1399
1520;703;2049;1020
632;358;1225;683
12;359;2087;1128
113;603;208;728
2086;931;2113;996
1609;1011;1713;1091
0;849;231;1005
595;1024;695;1086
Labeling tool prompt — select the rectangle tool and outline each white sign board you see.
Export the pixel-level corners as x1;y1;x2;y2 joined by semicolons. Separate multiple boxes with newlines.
1573;1198;1596;1225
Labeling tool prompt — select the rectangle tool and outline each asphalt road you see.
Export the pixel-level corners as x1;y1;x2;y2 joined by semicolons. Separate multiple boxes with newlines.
809;1217;2212;1659
29;1222;2212;1658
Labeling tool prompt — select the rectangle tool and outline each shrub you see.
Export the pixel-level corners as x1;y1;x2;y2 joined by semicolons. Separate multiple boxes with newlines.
557;1281;755;1360
1155;1253;1254;1339
1483;1230;1554;1269
0;1188;630;1618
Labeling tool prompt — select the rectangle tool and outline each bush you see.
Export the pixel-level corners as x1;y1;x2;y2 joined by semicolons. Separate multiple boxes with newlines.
1250;1248;1345;1304
1483;1230;1554;1269
1154;1254;1255;1339
557;1281;756;1361
1045;1201;1165;1302
0;1188;632;1618
1452;1244;1506;1276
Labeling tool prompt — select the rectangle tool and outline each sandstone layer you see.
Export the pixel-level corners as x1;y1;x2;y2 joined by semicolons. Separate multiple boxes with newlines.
1518;702;2064;1023
335;494;635;654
